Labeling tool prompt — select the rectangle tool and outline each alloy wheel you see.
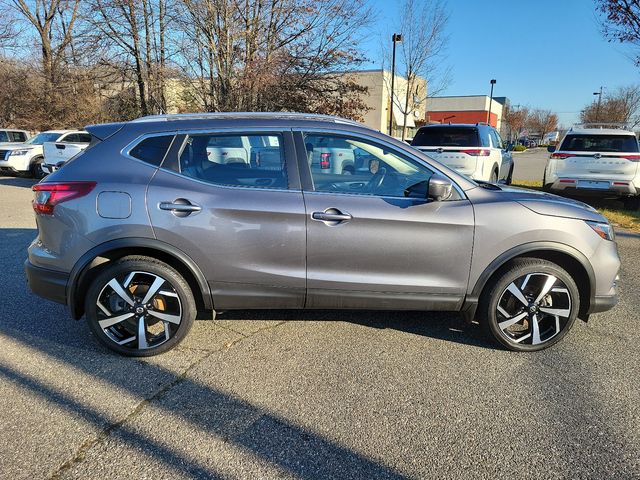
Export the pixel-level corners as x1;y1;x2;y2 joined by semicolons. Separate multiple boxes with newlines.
95;271;182;351
495;272;572;346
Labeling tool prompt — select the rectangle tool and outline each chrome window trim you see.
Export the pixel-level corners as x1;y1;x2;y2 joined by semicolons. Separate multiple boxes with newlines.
293;127;467;200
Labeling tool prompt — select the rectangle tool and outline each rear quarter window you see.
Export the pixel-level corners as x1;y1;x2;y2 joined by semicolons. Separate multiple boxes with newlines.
560;134;639;153
129;135;175;166
412;128;480;147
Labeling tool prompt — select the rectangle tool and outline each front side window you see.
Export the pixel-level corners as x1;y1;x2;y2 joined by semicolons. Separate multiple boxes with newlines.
129;135;175;166
305;133;433;198
178;133;287;189
560;134;639;153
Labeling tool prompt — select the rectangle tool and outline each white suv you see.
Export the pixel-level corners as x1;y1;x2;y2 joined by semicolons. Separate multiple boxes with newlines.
544;125;640;209
411;124;514;183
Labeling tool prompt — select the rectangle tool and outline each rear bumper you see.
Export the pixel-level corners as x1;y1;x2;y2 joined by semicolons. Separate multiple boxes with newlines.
24;260;68;305
548;178;638;197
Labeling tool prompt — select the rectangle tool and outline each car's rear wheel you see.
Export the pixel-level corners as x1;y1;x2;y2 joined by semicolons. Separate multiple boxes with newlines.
623;196;640;211
489;168;499;183
480;258;579;351
85;256;196;356
506;165;514;185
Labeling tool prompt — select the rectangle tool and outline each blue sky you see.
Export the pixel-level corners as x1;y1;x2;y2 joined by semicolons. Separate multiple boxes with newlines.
362;0;639;127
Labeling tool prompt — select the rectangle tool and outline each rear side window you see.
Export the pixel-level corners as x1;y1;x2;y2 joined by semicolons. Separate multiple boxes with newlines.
178;133;287;189
412;128;479;147
129;135;175;166
560;134;639;153
10;131;26;142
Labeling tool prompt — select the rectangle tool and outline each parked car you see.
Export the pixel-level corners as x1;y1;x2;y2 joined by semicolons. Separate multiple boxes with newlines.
0;130;87;178
410;124;513;183
0;129;29;144
42;131;92;174
26;113;619;356
543;125;640;210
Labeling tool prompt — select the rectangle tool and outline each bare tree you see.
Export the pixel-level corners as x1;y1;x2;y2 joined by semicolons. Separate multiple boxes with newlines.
597;0;640;65
580;84;640;127
503;105;529;143
527;109;558;141
382;0;450;140
8;0;80;86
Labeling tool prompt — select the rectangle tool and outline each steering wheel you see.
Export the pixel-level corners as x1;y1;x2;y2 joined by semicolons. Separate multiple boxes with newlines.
366;167;387;193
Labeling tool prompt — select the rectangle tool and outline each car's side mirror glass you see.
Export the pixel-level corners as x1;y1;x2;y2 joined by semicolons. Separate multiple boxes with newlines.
547;145;556;153
428;174;453;201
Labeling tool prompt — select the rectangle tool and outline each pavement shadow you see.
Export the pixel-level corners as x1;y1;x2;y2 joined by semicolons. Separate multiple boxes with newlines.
0;227;406;479
219;309;494;349
0;175;37;188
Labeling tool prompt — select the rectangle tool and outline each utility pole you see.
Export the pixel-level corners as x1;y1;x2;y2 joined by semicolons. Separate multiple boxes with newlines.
389;33;402;137
593;86;603;122
487;79;496;125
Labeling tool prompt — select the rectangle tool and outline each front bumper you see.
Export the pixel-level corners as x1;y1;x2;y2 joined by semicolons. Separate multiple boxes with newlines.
24;260;68;305
0;154;29;172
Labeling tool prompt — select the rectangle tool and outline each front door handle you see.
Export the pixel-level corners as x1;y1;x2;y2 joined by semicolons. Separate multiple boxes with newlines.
312;208;352;225
159;199;202;217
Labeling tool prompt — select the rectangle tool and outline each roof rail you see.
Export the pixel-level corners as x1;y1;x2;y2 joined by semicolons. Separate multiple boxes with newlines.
130;112;372;129
475;121;488;126
570;122;629;131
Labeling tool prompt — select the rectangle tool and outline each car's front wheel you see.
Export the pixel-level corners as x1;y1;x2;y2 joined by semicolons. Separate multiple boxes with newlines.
85;256;196;356
480;258;579;351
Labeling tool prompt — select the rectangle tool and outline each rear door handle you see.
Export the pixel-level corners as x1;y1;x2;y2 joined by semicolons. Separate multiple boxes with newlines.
159;199;202;217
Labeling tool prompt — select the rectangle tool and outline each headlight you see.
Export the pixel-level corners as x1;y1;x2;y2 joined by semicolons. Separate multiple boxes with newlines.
586;221;615;241
9;149;32;156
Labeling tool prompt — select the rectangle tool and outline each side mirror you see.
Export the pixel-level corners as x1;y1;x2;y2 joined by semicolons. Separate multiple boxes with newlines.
428;174;453;201
547;145;556;153
505;143;513;152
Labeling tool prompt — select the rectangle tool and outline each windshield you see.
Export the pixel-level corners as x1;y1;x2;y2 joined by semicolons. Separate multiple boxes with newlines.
560;134;639;153
25;132;62;145
412;127;480;147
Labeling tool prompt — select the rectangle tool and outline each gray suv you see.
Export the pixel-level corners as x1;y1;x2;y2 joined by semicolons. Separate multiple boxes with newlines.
25;113;621;356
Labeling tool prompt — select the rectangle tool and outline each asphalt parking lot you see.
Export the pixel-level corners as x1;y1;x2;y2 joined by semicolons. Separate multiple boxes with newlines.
0;172;639;479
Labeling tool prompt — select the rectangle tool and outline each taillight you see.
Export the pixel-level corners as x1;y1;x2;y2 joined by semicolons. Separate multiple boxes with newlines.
622;155;640;161
320;152;331;169
32;182;96;215
551;153;574;159
460;149;490;156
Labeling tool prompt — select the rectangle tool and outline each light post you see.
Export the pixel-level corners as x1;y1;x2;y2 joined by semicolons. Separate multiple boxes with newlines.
593;86;603;122
487;79;496;125
389;33;402;137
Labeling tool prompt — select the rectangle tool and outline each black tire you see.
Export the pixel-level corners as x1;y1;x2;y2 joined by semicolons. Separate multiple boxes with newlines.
85;256;196;356
489;168;499;183
542;173;552;192
623;196;640;211
342;166;355;175
506;165;514;185
29;157;45;179
479;258;579;352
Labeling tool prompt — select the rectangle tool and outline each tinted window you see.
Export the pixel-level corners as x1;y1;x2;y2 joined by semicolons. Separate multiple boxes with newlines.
179;133;287;189
129;135;175;166
412;127;479;147
305;133;433;198
0;131;7;142
10;131;27;142
489;129;503;149
560;134;639;153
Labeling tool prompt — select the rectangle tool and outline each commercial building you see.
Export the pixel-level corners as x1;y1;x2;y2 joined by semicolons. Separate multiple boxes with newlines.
347;69;428;139
425;95;508;133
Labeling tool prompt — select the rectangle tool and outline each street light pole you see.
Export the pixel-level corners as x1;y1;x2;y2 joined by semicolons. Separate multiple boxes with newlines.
593;86;603;122
389;33;402;137
487;79;496;125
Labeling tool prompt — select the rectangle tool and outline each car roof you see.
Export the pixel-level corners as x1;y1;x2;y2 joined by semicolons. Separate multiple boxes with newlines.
418;124;484;129
567;125;636;136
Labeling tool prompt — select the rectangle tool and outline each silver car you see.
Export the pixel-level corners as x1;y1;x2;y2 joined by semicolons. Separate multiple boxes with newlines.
25;113;620;356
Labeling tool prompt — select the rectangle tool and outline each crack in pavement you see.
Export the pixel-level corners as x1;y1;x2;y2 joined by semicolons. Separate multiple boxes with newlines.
48;319;287;479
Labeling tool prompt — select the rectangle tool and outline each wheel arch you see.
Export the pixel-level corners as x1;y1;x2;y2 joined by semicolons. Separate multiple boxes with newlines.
68;237;212;319
464;242;594;322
